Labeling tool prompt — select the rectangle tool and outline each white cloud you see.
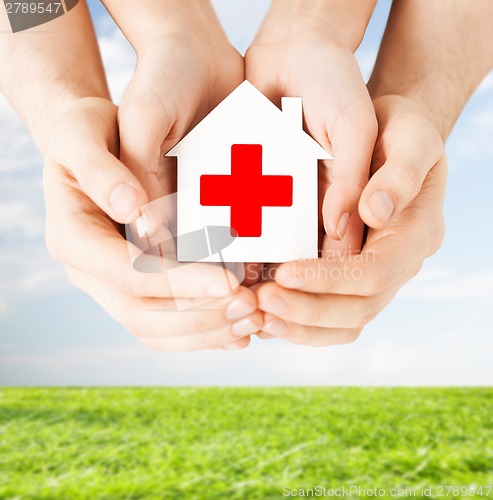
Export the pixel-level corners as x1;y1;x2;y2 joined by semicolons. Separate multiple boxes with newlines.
2;332;493;386
399;268;493;300
0;96;41;174
0;27;136;312
211;0;270;54
445;71;493;169
1;3;493;387
0;90;61;312
0;247;70;308
0;183;45;241
470;101;493;127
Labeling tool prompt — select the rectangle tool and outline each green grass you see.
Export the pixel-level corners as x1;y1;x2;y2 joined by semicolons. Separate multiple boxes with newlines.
0;388;492;499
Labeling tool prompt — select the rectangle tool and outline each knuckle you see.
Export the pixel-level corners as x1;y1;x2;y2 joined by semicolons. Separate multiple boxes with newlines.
121;315;146;342
429;128;445;160
193;332;213;350
428;216;446;256
192;314;216;334
305;303;322;327
344;328;363;345
366;270;392;296
244;45;268;68
139;337;160;351
395;161;423;201
244;45;255;64
408;263;424;283
65;267;79;287
45;230;63;263
121;271;142;297
330;171;369;194
364;112;379;141
197;332;227;351
360;301;379;326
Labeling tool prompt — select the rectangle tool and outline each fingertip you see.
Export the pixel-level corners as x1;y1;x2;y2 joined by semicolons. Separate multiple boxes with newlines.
322;200;352;242
262;313;289;337
224;336;251;350
359;187;395;229
256;281;282;307
321;190;340;240
108;182;149;225
275;262;304;289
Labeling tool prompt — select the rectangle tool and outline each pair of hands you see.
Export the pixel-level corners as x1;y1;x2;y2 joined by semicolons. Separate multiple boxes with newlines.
43;10;445;351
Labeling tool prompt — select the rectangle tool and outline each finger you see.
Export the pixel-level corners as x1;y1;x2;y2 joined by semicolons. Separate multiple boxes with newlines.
359;106;443;229
261;313;362;347
49;99;148;224
256;332;275;340
223;336;252;350
141;322;254;352
259;264;280;283
301;63;376;242
276;158;449;297
67;266;262;339
45;163;241;299
321;211;365;258
322;102;377;240
257;277;405;330
275;234;424;297
242;262;263;286
138;311;263;351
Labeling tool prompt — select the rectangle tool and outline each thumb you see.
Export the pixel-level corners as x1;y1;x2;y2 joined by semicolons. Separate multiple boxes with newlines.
359;135;443;229
359;98;444;229
60;142;148;226
48;99;148;226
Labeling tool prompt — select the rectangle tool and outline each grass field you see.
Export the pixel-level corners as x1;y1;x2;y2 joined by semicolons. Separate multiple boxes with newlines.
0;388;492;499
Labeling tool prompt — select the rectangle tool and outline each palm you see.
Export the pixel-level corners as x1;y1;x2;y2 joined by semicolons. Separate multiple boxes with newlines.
118;35;244;204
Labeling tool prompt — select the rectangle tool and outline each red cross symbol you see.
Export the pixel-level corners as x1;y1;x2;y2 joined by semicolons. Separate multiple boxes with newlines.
200;144;293;237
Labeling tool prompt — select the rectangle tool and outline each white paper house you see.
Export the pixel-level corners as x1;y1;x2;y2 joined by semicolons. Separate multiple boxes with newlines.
165;80;331;263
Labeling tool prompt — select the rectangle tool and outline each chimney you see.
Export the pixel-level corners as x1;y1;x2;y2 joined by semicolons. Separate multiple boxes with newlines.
281;97;302;128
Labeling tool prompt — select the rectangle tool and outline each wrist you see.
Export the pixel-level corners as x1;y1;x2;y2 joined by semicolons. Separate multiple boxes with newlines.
369;76;454;141
15;85;109;155
103;0;229;53
265;0;376;52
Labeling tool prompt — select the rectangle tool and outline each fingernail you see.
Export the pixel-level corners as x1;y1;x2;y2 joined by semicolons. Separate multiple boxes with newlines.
225;300;255;320
232;317;259;336
109;183;138;219
263;317;288;337
277;267;304;289
224;341;246;350
368;191;394;222
206;283;232;297
136;212;150;238
336;212;350;240
260;296;288;316
257;332;275;340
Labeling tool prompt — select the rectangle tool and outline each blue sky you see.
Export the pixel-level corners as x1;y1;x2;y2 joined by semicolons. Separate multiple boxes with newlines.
1;0;492;386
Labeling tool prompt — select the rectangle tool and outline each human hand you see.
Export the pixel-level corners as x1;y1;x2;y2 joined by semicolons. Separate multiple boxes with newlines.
255;96;446;345
245;0;378;245
44;98;262;351
114;1;244;224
